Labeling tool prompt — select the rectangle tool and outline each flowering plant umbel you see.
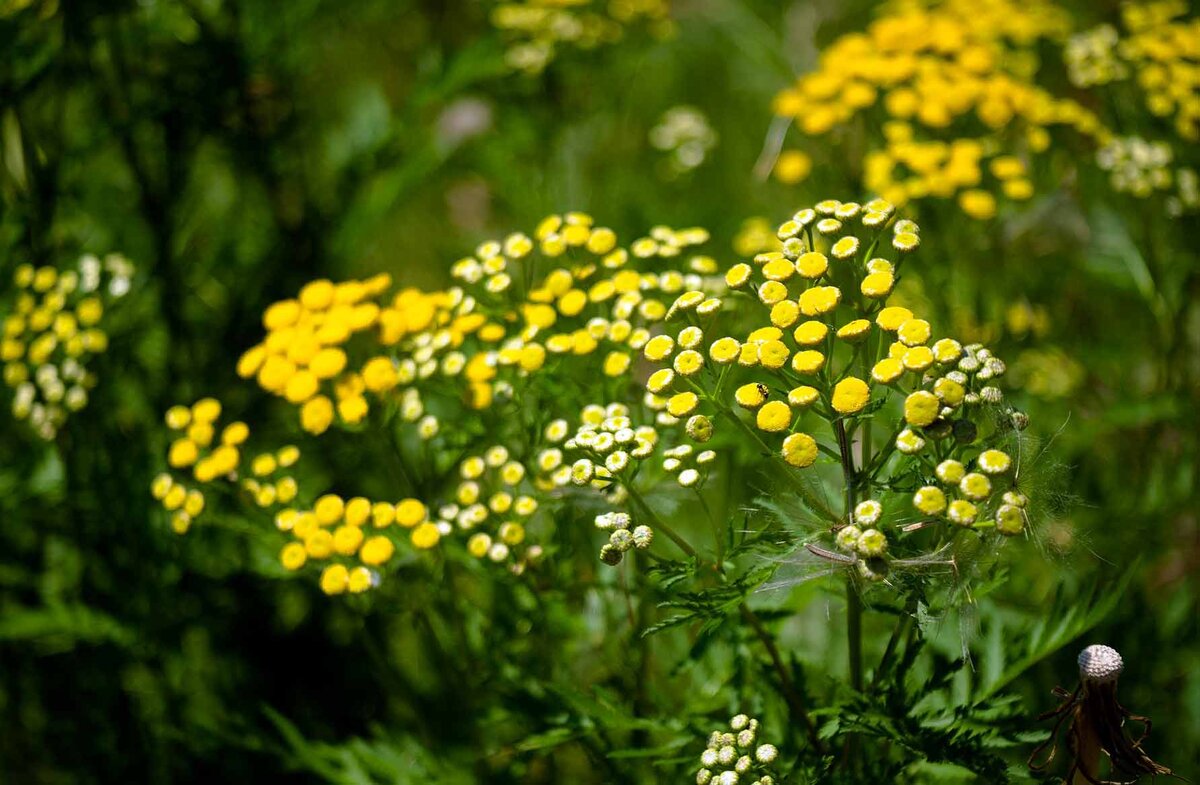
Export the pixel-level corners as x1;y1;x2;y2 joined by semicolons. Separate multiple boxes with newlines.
144;195;1067;779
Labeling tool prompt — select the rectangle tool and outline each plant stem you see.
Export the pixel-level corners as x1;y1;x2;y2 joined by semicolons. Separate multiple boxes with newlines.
835;418;864;768
846;583;863;693
739;605;826;755
716;402;840;523
623;483;697;558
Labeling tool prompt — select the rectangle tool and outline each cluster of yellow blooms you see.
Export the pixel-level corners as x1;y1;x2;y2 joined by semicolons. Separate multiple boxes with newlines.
159;212;733;591
770;0;1108;219
2;254;133;440
275;493;435;595
1067;2;1200;143
491;0;672;74
152;398;251;534
445;446;545;572
158;199;1034;588
235;272;407;434
639;198;1029;579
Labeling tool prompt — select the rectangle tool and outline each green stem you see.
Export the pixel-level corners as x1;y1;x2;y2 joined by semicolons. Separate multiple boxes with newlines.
624;483;697;559
739;605;827;755
716;402;840;523
847;583;863;693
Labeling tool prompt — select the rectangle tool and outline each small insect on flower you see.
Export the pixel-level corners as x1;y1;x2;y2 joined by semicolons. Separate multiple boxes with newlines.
1030;644;1177;784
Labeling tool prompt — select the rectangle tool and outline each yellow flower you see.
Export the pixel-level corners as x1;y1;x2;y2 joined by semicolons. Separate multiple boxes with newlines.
774;150;812;184
902;346;934;371
830;236;859;259
876;306;914;331
338;395;368;424
958;189;997;220
796;251;828;278
903;390;940;427
756;400;792;432
725;263;752;288
832;377;870;414
396;499;427;527
334;525;365;555
978;449;1012;474
667;391;699;417
168;439;199;468
793;320;828;346
770;300;800;328
647;368;675;393
411;521;440;549
860;271;894;298
936;459;966;484
644;334;675;361
798;286;841;316
164;405;191;430
758;340;790;369
873;357;902;384
305;529;335;559
192;398;222;424
735;382;769;409
314;494;345;525
360;535;396;565
762;256;796;281
300;395;334;434
280;542;307;570
758;280;789;305
284;371;319;403
913;486;947;515
932;338;963;363
673;350;704;376
344;497;372;526
299;280;335;311
319;564;349;595
781;432;818;468
362;357;398;393
791;349;825;374
960;472;992;500
788;385;820;407
347;566;373;593
836;319;871;342
948;499;978;526
897;318;931;346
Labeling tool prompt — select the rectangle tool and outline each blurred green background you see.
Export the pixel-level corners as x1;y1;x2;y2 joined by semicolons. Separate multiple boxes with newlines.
1;0;1196;782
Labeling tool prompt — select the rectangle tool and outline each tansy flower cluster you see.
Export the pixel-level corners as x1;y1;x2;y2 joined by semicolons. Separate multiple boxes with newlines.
770;0;1108;218
695;714;781;785
2;254;133;439
1095;136;1199;214
235;272;413;435
556;402;659;493
159;214;728;592
275;492;435;595
1067;1;1200;143
594;510;653;565
490;0;672;75
649;106;718;175
639;198;1032;579
433;213;719;413
152;398;250;534
443;446;545;573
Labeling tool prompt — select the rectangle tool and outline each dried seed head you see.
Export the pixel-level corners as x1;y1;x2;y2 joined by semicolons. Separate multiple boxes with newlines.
1078;644;1123;684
